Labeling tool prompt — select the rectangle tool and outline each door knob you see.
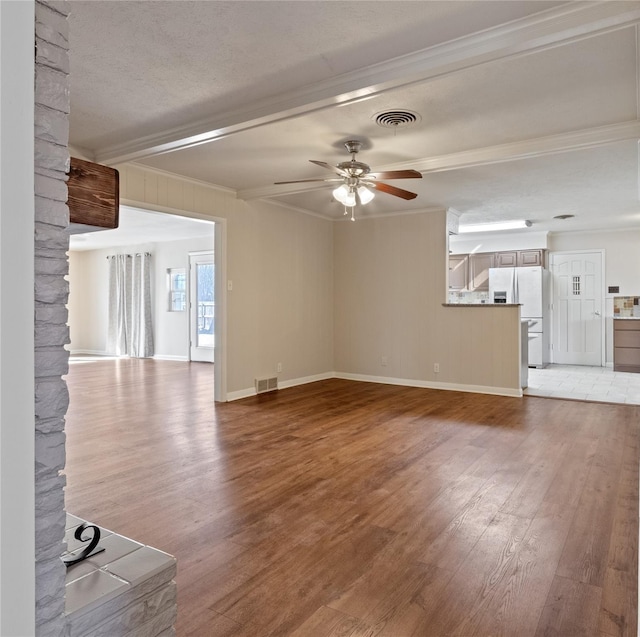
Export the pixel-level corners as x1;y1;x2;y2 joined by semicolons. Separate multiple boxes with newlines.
594;311;601;316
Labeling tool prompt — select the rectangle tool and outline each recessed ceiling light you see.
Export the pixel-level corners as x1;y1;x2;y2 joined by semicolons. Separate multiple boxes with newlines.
553;214;575;220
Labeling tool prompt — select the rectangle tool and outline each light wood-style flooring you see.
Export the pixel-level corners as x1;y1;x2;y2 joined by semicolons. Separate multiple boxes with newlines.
64;358;639;636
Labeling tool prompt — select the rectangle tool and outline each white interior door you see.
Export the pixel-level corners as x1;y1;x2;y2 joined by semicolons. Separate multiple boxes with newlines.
190;252;215;363
550;251;603;365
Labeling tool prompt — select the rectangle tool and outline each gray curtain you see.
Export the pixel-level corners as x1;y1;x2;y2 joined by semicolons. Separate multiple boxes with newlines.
107;253;154;357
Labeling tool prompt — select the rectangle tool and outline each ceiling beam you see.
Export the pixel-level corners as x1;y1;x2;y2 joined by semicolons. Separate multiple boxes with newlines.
95;1;640;166
237;120;640;200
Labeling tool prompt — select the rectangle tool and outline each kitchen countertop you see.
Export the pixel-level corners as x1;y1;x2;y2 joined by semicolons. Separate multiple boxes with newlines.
614;316;640;320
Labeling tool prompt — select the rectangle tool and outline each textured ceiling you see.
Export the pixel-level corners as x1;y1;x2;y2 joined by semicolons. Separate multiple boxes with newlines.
67;1;640;233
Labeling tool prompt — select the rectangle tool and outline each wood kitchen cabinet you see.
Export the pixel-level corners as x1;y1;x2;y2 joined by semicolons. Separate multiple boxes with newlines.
468;253;495;291
614;319;640;372
448;255;468;290
449;249;547;292
517;249;544;267
494;251;518;267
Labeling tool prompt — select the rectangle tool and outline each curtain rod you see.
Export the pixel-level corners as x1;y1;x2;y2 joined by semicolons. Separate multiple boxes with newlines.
106;252;151;259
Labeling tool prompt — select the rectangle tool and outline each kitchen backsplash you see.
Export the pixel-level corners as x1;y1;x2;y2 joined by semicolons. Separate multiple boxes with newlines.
614;296;640;317
449;290;490;304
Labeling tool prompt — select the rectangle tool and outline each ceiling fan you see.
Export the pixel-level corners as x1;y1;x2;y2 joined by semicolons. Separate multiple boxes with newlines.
274;140;422;220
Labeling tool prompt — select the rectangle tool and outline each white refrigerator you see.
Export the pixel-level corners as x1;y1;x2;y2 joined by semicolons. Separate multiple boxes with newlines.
489;266;549;368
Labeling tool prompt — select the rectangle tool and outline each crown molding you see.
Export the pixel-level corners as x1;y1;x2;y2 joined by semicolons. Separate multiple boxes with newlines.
122;162;237;195
94;2;640;166
238;181;330;201
343;205;446;222
240;120;640;200
388;119;640;174
250;197;333;221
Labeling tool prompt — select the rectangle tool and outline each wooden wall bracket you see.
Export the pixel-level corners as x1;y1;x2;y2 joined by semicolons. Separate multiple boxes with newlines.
68;157;119;229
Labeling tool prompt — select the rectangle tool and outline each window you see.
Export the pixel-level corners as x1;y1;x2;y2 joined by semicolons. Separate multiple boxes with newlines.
167;268;186;311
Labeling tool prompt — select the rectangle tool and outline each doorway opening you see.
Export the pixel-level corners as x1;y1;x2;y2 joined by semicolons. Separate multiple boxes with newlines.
523;249;640;404
67;205;226;401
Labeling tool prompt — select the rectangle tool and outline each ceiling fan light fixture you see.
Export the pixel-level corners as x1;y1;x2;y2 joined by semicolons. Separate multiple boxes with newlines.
333;184;356;207
343;190;357;208
280;141;419;219
332;184;350;205
357;185;375;204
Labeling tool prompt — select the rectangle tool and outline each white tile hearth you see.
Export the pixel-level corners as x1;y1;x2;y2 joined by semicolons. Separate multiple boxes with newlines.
64;514;177;637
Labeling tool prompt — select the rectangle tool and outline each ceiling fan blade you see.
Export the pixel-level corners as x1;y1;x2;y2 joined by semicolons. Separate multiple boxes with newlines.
274;178;342;185
369;181;418;200
309;160;349;177
367;170;422;180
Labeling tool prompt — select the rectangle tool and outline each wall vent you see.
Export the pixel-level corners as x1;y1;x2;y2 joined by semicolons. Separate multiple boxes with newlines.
255;376;278;394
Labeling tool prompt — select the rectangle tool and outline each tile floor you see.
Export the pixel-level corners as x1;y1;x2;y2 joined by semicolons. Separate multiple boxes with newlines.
525;364;640;405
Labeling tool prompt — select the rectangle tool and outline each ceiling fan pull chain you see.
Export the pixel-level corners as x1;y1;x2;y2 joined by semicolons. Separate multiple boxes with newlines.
350;207;355;222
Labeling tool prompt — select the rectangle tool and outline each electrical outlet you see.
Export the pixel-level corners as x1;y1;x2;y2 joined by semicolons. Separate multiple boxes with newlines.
433;363;440;373
277;362;282;373
381;356;388;366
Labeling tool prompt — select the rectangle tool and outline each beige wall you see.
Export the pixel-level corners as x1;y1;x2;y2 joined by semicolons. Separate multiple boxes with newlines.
334;211;522;393
225;198;334;393
113;164;521;397
114;164;334;396
68;249;110;353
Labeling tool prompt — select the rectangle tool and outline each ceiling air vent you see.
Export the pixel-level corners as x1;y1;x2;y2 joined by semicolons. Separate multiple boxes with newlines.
373;109;421;129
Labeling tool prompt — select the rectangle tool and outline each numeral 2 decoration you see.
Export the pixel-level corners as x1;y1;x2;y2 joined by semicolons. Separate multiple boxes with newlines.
62;523;105;567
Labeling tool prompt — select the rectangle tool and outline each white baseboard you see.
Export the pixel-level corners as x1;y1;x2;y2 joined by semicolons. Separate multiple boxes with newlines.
226;370;521;401
153;354;189;362
226;371;335;402
226;387;257;402
334;372;523;398
69;349;110;357
278;371;335;390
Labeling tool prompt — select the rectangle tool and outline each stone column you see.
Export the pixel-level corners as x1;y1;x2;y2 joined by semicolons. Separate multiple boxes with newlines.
34;1;70;634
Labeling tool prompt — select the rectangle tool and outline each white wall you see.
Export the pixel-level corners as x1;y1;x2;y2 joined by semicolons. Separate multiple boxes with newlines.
155;236;214;359
0;2;36;633
549;228;640;362
68;234;214;359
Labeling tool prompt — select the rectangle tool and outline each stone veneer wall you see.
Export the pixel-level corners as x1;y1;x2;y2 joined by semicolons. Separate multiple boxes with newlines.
34;0;70;634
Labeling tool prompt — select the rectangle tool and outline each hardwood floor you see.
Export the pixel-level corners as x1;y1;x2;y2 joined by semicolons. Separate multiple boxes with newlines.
64;358;639;636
